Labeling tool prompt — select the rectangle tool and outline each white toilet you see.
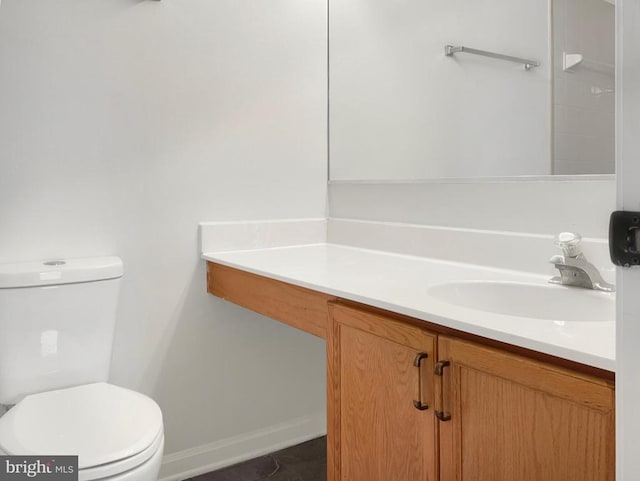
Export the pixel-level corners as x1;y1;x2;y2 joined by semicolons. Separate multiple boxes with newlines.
0;257;164;481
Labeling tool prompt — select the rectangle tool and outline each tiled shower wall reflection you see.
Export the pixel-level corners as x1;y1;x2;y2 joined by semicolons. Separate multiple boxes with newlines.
553;0;615;174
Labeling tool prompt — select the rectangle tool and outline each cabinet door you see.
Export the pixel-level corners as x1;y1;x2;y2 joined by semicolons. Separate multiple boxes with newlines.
327;304;437;481
436;336;615;481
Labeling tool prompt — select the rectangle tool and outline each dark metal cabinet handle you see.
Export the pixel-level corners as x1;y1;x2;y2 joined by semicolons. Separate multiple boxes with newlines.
413;352;429;411
434;360;452;421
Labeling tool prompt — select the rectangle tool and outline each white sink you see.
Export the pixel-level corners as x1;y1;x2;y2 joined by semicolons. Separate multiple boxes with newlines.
426;280;615;322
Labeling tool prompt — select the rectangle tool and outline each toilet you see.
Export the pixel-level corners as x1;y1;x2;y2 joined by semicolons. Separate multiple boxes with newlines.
0;257;164;481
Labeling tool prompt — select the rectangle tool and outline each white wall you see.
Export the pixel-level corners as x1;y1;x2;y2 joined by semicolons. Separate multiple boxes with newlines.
0;0;328;478
329;0;551;180
329;178;615;238
553;0;615;174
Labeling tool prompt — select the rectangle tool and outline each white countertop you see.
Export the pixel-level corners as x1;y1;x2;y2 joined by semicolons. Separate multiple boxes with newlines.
203;243;615;372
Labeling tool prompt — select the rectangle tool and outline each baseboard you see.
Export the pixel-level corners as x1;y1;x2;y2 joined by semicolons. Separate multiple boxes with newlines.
158;411;326;481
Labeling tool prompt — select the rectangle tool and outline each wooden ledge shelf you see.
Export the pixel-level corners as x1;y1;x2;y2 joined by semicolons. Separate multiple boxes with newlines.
207;262;335;339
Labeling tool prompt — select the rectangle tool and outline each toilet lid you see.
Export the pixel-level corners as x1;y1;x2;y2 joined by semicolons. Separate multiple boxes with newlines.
0;383;163;469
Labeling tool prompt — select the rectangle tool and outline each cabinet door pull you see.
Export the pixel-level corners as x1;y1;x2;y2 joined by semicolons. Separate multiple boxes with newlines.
434;360;451;421
413;352;429;411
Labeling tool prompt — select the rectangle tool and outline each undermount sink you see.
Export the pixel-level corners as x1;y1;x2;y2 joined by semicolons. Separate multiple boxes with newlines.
426;280;615;322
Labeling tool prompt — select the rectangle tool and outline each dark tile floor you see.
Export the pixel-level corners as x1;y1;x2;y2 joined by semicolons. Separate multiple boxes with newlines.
187;436;326;481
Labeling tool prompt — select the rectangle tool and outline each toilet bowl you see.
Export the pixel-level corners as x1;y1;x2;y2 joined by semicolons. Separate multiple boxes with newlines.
0;383;164;481
0;257;164;481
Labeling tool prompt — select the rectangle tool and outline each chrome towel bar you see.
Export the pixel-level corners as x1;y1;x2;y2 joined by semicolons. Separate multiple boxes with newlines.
444;45;540;70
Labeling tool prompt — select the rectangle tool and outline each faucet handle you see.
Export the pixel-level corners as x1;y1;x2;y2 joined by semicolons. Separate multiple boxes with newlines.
555;232;582;257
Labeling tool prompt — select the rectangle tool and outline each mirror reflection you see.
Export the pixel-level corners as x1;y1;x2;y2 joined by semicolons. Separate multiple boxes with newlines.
329;0;615;180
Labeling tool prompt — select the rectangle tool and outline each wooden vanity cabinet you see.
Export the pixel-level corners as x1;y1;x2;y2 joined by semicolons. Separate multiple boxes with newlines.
206;264;615;481
328;303;438;481
328;303;615;481
437;336;615;481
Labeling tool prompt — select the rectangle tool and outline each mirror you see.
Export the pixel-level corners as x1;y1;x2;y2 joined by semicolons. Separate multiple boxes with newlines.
329;0;615;181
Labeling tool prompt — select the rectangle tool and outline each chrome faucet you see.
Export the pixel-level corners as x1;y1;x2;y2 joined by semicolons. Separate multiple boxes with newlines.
549;232;615;292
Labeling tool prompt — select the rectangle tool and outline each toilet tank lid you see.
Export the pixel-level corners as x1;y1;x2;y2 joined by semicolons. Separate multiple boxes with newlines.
0;256;123;288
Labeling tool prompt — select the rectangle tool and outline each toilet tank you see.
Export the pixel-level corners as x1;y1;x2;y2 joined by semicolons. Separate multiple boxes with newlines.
0;257;123;404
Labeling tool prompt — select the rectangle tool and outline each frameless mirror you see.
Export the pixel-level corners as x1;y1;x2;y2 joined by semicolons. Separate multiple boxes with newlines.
329;0;615;180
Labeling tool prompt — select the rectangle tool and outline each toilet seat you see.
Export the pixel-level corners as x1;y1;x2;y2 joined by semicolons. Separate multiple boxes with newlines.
79;432;164;481
0;382;163;478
